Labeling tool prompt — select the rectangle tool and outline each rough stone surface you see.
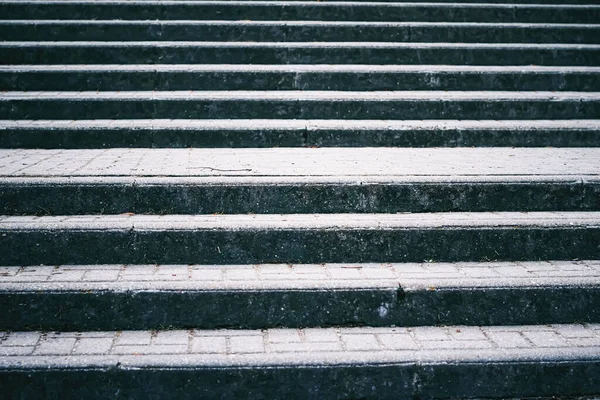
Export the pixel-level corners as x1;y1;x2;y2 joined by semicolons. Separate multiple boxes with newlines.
1;325;600;398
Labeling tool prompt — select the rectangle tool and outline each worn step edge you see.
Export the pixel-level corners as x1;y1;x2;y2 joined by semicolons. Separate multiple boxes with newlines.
1;325;600;399
1;262;600;330
3;90;598;100
1;91;599;120
0;212;598;265
3;42;598;66
3;65;600;91
2;21;598;44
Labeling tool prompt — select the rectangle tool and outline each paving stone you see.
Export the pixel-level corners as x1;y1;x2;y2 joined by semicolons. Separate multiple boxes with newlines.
522;331;569;347
74;338;113;355
191;337;227;354
378;334;419;350
154;331;189;346
486;332;532;348
229;336;265;354
2;332;40;346
342;334;381;351
33;338;76;355
117;331;152;346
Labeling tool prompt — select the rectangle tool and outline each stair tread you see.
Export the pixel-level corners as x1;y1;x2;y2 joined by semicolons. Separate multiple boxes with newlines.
3;90;599;100
4;64;600;72
1;324;599;367
2;212;600;230
1;147;598;177
1;261;599;290
4;41;599;48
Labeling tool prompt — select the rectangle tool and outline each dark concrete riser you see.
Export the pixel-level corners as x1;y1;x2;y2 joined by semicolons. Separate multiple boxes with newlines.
0;182;597;215
2;3;599;23
3;70;599;91
1;98;599;120
2;286;599;331
2;45;599;66
1;126;599;148
2;23;599;44
2;362;599;400
1;228;598;266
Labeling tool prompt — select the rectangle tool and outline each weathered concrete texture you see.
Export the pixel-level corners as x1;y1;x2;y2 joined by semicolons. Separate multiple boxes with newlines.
2;177;598;214
1;262;599;330
1;90;599;120
1;325;600;399
2;1;599;23
3;21;600;44
0;213;598;266
1;119;599;148
3;65;600;92
3;42;599;66
0;147;598;213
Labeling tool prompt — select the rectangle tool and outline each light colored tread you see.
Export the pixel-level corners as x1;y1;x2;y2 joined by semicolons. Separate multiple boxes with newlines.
3;65;600;73
1;212;599;230
1;324;599;366
2;90;600;101
1;118;599;129
0;147;598;177
3;20;599;28
1;261;599;291
3;41;599;49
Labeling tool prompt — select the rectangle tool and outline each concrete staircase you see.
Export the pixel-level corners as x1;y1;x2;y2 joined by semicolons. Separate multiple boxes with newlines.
0;0;599;398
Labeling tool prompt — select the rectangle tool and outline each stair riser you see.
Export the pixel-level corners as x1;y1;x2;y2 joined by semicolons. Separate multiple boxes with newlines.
1;182;597;214
2;3;598;23
3;24;599;44
2;99;598;120
3;46;598;66
2;287;599;331
2;363;599;400
2;126;599;148
4;71;600;91
1;228;598;266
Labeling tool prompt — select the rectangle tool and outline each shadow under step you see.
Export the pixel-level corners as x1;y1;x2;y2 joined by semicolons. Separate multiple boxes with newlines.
2;91;600;120
0;212;599;265
2;21;599;44
1;261;600;331
3;65;600;91
1;119;599;148
3;42;599;65
2;1;598;23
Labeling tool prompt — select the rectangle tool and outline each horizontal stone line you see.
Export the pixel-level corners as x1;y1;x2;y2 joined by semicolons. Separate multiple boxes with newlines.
1;118;599;128
1;212;600;230
3;20;599;28
2;65;600;73
2;90;600;100
3;41;598;49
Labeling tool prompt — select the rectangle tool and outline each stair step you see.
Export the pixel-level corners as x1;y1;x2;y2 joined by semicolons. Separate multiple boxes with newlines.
3;65;600;91
2;1;598;23
0;212;598;265
3;41;599;65
1;147;598;213
2;90;599;119
2;261;599;330
1;324;599;398
1;119;599;148
3;20;599;43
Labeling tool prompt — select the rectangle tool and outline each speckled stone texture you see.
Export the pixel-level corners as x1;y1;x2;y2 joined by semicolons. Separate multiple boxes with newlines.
0;0;599;397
